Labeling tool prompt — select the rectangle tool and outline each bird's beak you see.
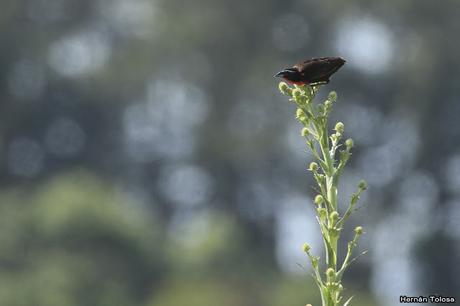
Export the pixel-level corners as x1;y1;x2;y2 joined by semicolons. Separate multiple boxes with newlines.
274;71;285;78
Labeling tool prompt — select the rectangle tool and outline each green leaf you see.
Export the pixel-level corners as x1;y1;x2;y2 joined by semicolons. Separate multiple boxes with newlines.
343;295;354;306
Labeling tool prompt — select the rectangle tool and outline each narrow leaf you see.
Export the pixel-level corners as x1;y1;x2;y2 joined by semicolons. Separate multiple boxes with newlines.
343;296;354;306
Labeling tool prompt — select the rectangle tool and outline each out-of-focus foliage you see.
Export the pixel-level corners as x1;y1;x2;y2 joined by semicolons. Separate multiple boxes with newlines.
0;172;164;306
0;0;459;305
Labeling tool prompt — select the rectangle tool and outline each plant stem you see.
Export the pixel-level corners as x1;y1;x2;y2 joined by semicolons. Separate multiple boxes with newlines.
278;82;366;306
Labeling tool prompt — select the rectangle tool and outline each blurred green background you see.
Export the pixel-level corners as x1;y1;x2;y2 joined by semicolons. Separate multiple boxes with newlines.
1;0;459;305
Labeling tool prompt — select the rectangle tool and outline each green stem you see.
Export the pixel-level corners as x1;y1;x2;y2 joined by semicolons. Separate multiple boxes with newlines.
279;83;366;306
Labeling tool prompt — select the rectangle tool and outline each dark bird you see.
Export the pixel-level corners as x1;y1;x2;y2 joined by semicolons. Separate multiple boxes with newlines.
275;57;346;85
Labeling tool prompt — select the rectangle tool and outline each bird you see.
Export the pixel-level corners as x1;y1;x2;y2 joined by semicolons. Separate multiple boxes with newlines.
275;57;346;85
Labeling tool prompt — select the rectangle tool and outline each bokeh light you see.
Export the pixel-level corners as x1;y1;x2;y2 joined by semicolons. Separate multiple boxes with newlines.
96;0;157;38
44;117;86;158
48;29;111;77
123;80;209;162
158;163;213;208
275;195;321;274
335;16;395;74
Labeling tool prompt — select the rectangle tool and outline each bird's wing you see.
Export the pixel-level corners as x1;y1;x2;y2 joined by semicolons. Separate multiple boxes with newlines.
294;57;345;80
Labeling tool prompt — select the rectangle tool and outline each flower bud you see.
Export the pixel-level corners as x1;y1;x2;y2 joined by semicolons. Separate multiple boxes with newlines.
292;88;302;99
296;108;305;119
358;180;368;190
301;127;309;137
302;242;311;253
317;207;327;219
326;268;335;278
278;82;289;94
345;138;354;149
334;122;344;134
354;226;363;235
309;162;318;171
330;211;339;222
324;100;332;108
328;91;337;102
314;194;324;205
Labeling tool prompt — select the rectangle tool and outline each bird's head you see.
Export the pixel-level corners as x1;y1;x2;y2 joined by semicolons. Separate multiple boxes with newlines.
274;68;301;82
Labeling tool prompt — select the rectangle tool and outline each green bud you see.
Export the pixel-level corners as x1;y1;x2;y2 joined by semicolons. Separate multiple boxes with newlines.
324;100;332;108
334;122;345;134
330;211;339;222
309;162;318;171
301;127;309;137
317;207;327;219
358;180;368;190
302;242;311;253
328;91;337;102
345;138;354;149
296;108;305;119
355;226;363;235
314;194;324;205
326;268;335;278
278;82;289;94
292;88;302;99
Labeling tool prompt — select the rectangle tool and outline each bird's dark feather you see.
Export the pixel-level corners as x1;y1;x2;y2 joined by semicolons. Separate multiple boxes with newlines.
293;57;346;84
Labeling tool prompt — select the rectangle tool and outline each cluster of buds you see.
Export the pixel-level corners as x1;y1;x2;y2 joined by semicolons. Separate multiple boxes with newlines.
279;81;367;306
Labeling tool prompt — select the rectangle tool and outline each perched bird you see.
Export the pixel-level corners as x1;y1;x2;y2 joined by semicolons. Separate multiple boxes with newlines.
275;57;346;85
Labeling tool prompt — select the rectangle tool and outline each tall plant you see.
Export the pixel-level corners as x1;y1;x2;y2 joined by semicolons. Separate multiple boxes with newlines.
278;82;367;306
